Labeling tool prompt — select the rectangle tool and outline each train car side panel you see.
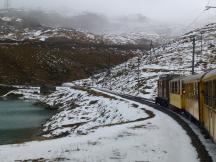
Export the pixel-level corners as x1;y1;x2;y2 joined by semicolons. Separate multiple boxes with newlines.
202;70;216;143
185;97;199;120
156;74;180;106
182;74;206;121
203;106;210;132
169;78;185;109
170;93;184;109
184;82;199;120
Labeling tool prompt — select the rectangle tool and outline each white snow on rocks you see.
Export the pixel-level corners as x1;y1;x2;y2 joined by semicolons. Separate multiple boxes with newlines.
5;86;147;138
1;17;12;22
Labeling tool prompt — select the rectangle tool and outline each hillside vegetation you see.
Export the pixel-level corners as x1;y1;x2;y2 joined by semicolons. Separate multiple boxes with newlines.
0;9;152;85
0;40;138;85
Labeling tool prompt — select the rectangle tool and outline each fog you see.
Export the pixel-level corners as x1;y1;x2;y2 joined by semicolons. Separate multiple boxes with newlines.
2;0;212;23
1;0;216;37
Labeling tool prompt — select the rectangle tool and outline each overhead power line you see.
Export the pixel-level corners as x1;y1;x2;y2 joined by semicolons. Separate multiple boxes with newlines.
205;6;216;11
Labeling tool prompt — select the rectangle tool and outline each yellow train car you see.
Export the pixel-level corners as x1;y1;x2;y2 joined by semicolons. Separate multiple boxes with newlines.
169;77;185;109
202;69;216;142
158;70;216;143
182;73;206;121
156;74;180;107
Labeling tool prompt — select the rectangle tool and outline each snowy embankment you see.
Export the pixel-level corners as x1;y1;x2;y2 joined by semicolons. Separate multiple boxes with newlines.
0;86;200;162
4;86;147;138
41;87;147;137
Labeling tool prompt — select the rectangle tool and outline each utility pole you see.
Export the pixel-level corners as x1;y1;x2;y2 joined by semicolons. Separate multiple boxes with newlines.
125;56;127;73
108;53;111;75
192;36;196;75
108;52;112;90
200;31;204;57
149;40;153;63
137;55;141;94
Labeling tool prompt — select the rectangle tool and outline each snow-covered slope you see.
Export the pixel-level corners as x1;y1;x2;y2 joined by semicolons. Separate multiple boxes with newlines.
0;9;106;43
5;86;147;138
0;86;199;162
0;9;140;85
73;23;216;99
103;32;160;45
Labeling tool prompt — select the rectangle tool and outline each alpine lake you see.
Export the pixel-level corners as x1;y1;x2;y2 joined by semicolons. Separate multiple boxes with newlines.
0;99;54;145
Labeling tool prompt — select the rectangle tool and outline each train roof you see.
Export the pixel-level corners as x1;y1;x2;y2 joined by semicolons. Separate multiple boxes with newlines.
182;72;206;83
202;69;216;81
158;74;180;81
170;76;186;82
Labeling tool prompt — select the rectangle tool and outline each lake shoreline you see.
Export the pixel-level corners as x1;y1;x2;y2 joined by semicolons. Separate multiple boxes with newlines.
0;99;55;145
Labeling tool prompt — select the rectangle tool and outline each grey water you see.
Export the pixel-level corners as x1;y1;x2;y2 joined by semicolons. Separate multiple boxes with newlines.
0;100;53;145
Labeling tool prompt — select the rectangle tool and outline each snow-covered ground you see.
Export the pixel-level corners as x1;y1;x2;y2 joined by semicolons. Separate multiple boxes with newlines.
0;87;199;162
0;13;106;44
1;17;216;162
73;23;216;99
103;31;161;45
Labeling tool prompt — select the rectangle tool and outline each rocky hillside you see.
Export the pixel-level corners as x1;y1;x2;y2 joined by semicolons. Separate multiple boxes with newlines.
0;39;141;85
0;9;153;85
0;9;174;45
0;9;106;43
73;23;216;99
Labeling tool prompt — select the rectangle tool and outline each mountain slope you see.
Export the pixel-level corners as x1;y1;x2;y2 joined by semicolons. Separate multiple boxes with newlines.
0;9;147;85
73;23;216;99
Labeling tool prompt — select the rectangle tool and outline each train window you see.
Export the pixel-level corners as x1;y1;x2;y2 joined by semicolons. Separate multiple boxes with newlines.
177;81;180;94
205;81;213;106
205;82;208;105
172;82;174;93
169;82;171;93
186;83;193;98
195;82;199;100
171;81;178;94
170;82;172;93
191;83;195;98
192;83;194;97
174;82;176;93
209;81;213;106
185;84;188;97
185;83;193;98
182;83;185;95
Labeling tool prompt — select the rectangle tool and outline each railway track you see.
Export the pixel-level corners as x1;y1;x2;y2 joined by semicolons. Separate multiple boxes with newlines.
94;89;213;162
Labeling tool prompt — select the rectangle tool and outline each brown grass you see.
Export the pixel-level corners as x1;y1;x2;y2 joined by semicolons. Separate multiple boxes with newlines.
0;41;135;85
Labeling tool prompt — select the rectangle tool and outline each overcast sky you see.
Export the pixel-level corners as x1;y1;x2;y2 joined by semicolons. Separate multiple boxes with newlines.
2;0;216;23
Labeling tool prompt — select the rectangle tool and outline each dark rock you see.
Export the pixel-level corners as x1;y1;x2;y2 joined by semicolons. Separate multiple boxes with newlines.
6;93;23;99
0;84;17;96
40;85;56;95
